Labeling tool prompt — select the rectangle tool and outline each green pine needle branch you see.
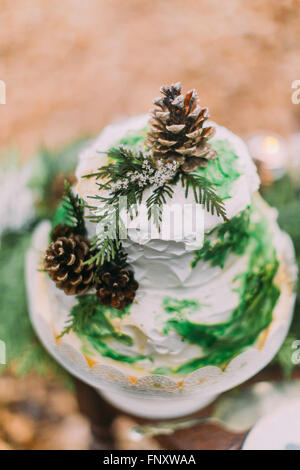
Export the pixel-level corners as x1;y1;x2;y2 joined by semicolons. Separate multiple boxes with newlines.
82;146;228;265
61;181;86;236
180;171;228;222
58;294;98;338
146;184;174;229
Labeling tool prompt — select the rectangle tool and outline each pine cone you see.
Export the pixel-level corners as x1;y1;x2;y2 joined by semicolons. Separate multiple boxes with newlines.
44;235;95;295
51;224;73;242
95;261;138;310
147;82;217;172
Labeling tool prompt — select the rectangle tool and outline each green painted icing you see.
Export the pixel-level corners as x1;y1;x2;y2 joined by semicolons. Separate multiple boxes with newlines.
163;298;201;318
71;295;150;364
192;208;250;269
81;337;148;365
153;211;280;375
117;127;148;148
195;140;240;200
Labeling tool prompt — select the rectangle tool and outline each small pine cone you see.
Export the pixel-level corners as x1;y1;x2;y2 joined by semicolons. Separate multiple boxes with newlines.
51;224;73;242
95;262;138;310
44;235;95;295
147;82;217;172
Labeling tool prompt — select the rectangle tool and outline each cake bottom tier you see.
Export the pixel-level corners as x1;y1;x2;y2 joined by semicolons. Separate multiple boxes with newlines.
26;195;296;402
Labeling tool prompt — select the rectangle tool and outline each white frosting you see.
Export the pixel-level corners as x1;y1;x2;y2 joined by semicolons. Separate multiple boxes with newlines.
70;116;267;370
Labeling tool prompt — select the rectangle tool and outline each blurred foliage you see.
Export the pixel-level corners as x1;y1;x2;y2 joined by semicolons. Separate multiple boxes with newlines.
0;138;88;387
262;174;300;377
30;139;88;220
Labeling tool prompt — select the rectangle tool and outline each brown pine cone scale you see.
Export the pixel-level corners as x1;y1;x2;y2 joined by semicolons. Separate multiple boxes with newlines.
51;224;73;242
147;82;217;172
44;234;95;295
95;263;138;310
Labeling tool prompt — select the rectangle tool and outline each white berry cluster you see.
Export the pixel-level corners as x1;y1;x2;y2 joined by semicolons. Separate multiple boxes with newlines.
111;158;178;192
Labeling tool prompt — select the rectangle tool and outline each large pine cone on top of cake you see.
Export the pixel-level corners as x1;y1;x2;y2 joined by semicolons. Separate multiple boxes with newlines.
147;82;217;172
44;234;95;295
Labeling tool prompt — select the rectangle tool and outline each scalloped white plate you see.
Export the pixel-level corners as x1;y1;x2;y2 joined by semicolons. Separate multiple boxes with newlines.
243;400;300;450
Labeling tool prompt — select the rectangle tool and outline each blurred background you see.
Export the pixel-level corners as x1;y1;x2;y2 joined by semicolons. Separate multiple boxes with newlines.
1;0;300;158
0;0;300;450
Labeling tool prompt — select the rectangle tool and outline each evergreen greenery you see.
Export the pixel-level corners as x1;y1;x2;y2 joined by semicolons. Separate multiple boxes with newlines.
0;139;87;386
83;146;146;265
30;139;87;220
262;174;300;376
192;209;250;269
84;145;227;265
59;294;131;343
0;218;70;385
52;181;86;237
145;183;174;228
180;171;228;222
59;295;149;364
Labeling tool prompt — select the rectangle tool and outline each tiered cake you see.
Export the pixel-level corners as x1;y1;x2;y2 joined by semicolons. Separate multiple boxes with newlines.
27;84;296;418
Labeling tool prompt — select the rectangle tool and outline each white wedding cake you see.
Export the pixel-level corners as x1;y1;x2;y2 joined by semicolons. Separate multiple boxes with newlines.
27;84;296;417
72;113;293;374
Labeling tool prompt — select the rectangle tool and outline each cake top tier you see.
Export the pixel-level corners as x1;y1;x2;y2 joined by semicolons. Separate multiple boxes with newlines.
76;110;259;249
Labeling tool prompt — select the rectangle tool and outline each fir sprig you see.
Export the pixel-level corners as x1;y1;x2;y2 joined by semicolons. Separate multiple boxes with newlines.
87;236;120;267
180;171;228;222
146;184;174;228
58;294;97;338
83;145;228;265
61;181;86;236
84;146;146;187
84;193;124;267
58;294;132;346
84;146;177;263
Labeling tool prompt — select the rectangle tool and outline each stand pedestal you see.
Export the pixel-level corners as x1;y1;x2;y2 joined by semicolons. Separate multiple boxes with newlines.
75;366;300;450
99;388;217;419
